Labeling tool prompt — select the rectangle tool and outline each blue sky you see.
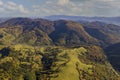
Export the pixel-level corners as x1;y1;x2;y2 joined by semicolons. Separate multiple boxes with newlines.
0;0;119;17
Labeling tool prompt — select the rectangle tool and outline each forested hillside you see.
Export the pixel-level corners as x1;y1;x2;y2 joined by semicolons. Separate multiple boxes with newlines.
0;18;120;47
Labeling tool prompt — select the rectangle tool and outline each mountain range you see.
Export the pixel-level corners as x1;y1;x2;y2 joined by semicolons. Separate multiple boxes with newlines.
0;17;119;47
45;15;120;26
0;17;120;80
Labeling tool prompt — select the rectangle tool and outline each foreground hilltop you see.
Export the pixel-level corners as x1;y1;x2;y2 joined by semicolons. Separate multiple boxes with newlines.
0;45;119;80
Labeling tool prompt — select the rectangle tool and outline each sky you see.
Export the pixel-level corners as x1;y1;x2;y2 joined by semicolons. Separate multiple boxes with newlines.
0;0;120;17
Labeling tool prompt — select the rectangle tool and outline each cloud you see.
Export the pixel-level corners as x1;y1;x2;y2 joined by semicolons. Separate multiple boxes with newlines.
30;0;120;17
0;0;29;17
32;0;82;16
0;0;3;6
0;0;119;17
5;1;18;11
5;1;29;13
57;0;69;5
18;5;29;13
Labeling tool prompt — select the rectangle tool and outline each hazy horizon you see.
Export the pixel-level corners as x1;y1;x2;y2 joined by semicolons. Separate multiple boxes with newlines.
0;15;120;18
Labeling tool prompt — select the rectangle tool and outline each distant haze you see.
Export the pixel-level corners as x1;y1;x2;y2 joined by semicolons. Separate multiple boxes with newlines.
45;15;120;26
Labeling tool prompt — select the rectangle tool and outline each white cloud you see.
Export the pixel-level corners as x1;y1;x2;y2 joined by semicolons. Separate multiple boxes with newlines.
58;0;69;5
0;0;119;17
0;0;29;15
32;0;82;16
18;5;29;13
31;0;120;17
7;1;17;6
6;1;29;13
5;1;17;11
0;0;3;6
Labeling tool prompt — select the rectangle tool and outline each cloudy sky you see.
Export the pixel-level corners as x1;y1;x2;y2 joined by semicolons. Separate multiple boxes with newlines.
0;0;120;17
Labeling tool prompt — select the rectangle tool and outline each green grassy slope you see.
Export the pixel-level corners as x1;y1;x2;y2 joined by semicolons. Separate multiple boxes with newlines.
0;45;119;80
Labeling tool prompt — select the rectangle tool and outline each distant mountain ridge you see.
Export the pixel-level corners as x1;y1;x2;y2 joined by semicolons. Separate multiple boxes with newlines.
44;15;120;26
0;18;9;23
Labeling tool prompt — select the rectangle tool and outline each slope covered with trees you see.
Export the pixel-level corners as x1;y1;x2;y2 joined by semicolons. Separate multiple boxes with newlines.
0;18;120;47
105;43;120;72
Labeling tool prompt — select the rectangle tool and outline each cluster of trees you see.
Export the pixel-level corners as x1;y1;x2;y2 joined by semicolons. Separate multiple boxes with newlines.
0;46;61;80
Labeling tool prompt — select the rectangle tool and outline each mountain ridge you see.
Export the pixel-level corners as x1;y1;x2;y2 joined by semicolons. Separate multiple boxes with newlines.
44;15;120;26
0;17;120;47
